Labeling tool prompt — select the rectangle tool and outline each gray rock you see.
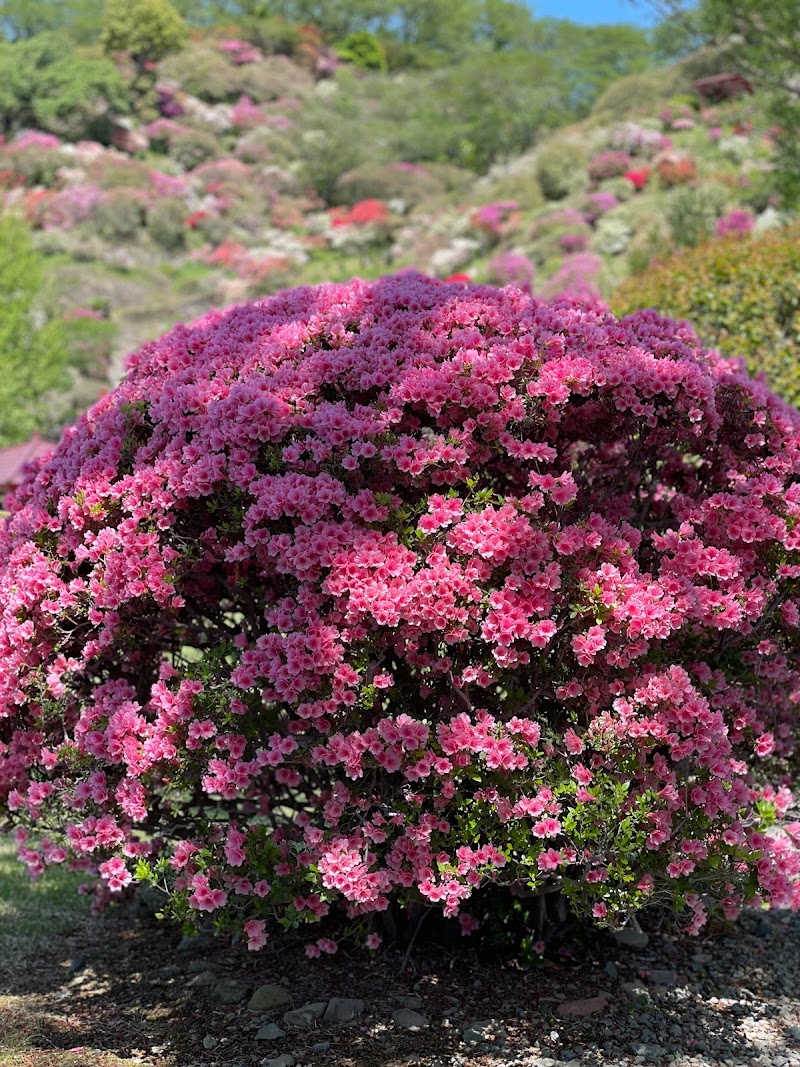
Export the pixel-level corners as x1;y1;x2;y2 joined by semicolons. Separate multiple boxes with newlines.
648;969;677;987
177;932;212;954
187;970;216;988
213;978;251;1004
311;1042;331;1051
621;982;651;1006
462;1019;504;1044
283;1001;327;1028
392;1008;430;1030
249;985;293;1012
323;997;364;1024
187;959;212;974
556;995;608;1018
202;1034;218;1049
260;1056;295;1067
611;927;649;949
255;1023;286;1041
396;994;423;1009
603;961;618;978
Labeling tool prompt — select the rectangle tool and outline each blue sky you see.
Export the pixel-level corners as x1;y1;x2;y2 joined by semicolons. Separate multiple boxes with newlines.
529;0;660;26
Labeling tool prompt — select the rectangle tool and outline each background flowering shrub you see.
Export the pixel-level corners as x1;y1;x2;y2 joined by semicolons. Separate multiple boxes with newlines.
715;209;755;237
588;151;632;182
2;274;800;950
613;225;800;406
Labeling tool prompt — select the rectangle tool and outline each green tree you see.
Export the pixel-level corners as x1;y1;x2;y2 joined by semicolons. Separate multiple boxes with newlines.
528;19;656;113
0;217;74;447
0;32;128;139
336;30;388;71
640;0;800;204
0;0;102;42
100;0;187;70
651;6;709;61
475;0;538;51
700;0;800;206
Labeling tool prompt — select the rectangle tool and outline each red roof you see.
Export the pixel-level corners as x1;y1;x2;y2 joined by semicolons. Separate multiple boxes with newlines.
0;434;54;492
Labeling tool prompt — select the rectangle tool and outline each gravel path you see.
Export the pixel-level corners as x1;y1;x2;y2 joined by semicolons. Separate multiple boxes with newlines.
3;902;799;1067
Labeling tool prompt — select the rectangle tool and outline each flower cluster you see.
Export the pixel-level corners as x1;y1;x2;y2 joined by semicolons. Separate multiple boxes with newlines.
588;151;632;182
329;199;390;228
657;157;698;189
1;274;799;949
716;209;755;238
624;167;651;192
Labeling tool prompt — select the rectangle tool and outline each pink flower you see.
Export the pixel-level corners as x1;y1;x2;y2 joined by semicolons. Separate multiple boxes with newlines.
244;919;267;950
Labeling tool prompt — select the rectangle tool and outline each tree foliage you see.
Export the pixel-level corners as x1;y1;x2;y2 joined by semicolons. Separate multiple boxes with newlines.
0;218;74;447
100;0;187;68
0;0;102;43
640;0;800;205
0;32;128;138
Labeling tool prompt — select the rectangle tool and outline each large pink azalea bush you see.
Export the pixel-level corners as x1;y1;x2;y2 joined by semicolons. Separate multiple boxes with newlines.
2;274;800;949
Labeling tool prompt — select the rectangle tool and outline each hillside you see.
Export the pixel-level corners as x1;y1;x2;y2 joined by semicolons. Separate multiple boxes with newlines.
0;7;792;449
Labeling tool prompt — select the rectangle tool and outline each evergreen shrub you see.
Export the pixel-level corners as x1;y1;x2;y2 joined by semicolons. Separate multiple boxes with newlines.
613;227;800;406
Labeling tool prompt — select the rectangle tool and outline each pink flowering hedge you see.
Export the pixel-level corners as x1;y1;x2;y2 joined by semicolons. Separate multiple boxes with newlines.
2;274;800;951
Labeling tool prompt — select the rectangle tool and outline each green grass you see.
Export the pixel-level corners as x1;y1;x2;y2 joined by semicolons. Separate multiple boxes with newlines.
0;837;144;1066
0;834;88;953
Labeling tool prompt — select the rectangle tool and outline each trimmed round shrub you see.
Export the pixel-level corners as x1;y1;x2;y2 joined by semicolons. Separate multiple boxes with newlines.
590;214;634;256
534;140;587;201
158;46;240;103
91;189;147;241
588;151;632;183
2;275;800;950
333;162;444;208
171;128;223;171
0;143;69;187
147;196;187;251
665;183;729;248
237;55;314;103
613;226;800;406
657;157;698;189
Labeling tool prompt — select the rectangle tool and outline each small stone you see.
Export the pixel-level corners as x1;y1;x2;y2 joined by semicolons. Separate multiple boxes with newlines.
611;927;649;949
283;1002;327;1028
260;1056;295;1067
621;982;651;1006
187;970;216;988
249;985;293;1012
396;994;423;1010
202;1034;218;1050
462;1019;503;1044
213;978;251;1004
648;969;677;987
392;1008;430;1030
603;961;618;978
187;959;211;973
311;1042;331;1051
556;996;608;1019
177;932;210;954
255;1023;286;1041
322;997;364;1025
